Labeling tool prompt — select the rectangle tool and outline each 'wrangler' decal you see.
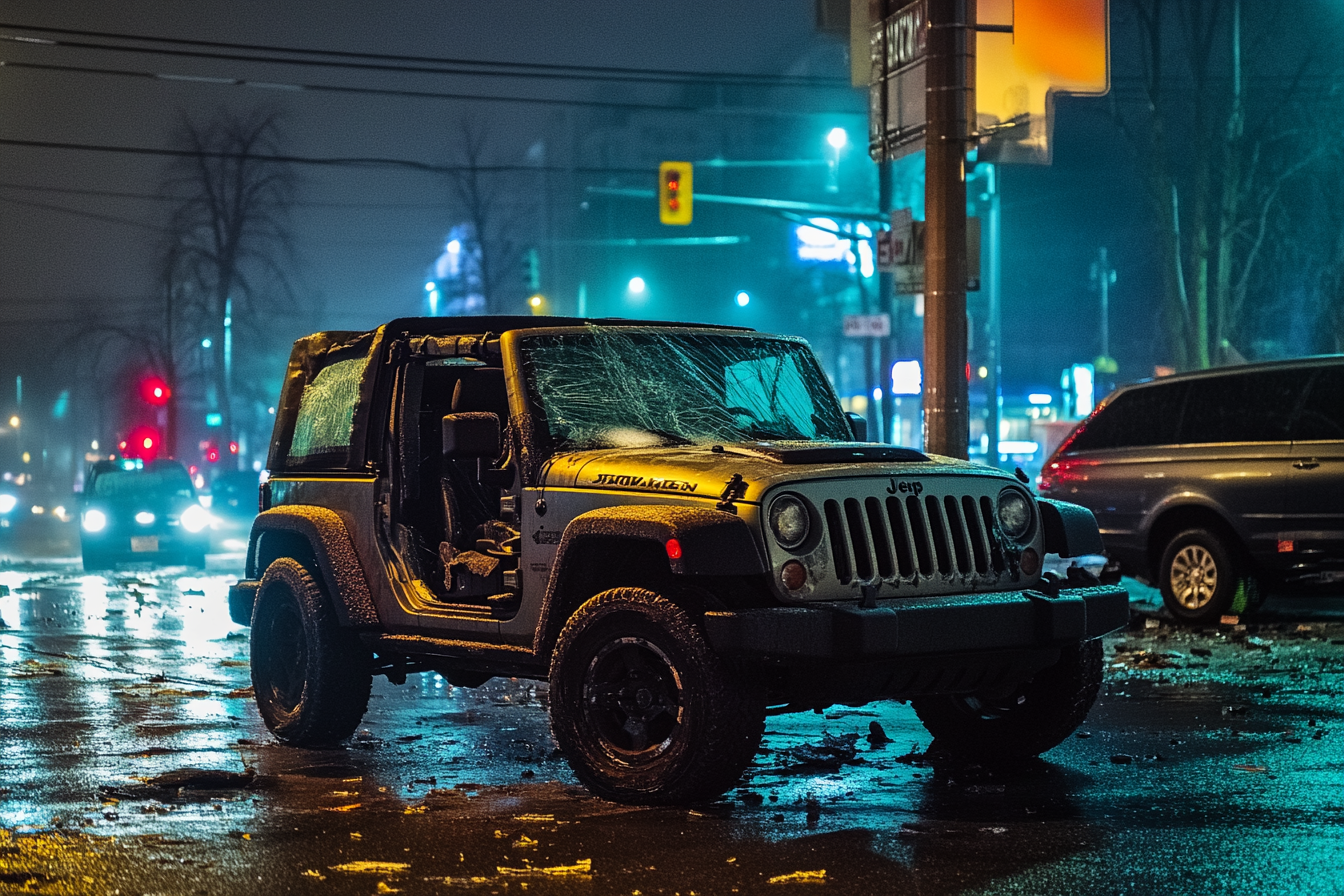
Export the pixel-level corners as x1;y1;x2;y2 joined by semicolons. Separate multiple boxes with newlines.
593;473;699;493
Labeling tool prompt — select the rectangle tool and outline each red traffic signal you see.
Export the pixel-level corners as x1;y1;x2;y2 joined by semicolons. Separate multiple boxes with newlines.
140;376;171;406
658;161;693;225
122;425;162;461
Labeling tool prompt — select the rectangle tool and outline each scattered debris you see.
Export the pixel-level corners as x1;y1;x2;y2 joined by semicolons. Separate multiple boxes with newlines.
784;732;861;769
148;768;255;790
225;686;254;699
866;721;892;747
495;859;592;878
1220;615;1240;626
1231;764;1268;773
1109;754;1133;765
330;861;410;875
769;869;827;884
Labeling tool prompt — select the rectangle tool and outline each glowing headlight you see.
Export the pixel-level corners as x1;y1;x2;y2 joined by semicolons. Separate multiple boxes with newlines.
768;494;811;550
0;494;16;514
180;503;211;534
996;488;1035;542
82;509;107;533
135;511;156;526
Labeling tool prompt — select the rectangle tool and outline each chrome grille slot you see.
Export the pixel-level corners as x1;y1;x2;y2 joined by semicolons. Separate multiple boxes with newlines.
906;495;934;575
864;497;896;578
844;498;874;582
964;495;990;573
945;494;972;573
885;496;917;577
980;496;1006;572
925;495;953;574
824;499;852;584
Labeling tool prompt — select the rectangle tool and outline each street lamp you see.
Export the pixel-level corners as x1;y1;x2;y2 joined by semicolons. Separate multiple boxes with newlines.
627;276;646;295
735;291;750;307
826;127;847;193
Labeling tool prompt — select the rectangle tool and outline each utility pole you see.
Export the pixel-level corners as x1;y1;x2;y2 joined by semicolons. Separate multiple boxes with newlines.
975;162;1001;467
1091;247;1116;359
922;0;971;459
878;160;894;443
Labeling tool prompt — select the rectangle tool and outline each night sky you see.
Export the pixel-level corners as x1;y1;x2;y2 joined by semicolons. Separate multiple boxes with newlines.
2;1;1340;461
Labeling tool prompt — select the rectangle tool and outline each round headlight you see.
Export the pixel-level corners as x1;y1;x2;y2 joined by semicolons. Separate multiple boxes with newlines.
180;503;211;534
769;494;811;550
82;508;107;533
996;488;1034;542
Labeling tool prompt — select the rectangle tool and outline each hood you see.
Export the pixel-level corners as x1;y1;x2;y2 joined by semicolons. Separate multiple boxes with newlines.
538;441;1011;504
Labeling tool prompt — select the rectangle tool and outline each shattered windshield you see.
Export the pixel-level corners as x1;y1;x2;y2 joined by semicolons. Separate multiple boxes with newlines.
518;327;851;451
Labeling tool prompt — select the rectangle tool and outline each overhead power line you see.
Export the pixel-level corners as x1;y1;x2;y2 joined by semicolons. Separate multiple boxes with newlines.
0;136;662;177
0;22;851;90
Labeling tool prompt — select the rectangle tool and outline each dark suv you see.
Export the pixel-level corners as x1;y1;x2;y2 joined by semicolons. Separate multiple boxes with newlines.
1040;356;1344;623
229;317;1127;803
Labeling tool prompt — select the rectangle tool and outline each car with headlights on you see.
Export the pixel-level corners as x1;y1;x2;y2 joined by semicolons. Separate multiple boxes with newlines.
80;458;212;570
229;316;1128;804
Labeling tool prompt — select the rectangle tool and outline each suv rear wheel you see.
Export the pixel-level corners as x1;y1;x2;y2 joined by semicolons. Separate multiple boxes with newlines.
911;639;1103;759
548;588;765;804
1159;528;1239;624
250;558;372;745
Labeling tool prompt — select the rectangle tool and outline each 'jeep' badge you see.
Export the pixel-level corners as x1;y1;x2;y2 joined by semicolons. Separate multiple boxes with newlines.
886;478;923;496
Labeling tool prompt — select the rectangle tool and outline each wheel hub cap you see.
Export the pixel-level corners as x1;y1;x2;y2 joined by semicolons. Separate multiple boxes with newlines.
1171;545;1218;609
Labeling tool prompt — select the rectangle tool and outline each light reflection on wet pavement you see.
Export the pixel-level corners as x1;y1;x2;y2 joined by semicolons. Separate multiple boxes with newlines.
2;558;1343;894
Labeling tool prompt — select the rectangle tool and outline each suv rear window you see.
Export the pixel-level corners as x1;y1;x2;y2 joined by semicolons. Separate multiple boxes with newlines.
1064;381;1186;452
1177;369;1305;443
287;352;370;469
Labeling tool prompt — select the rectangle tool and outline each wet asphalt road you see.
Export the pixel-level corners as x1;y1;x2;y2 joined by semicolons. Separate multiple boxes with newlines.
1;547;1343;895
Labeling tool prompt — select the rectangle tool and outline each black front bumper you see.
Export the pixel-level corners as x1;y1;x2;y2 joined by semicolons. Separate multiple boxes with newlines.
702;585;1128;662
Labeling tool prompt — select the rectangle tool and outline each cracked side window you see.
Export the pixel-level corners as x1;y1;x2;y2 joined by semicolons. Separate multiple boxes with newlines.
288;355;367;468
518;327;850;453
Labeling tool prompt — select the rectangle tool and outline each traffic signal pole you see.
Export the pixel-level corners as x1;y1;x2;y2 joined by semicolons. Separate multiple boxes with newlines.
922;0;971;459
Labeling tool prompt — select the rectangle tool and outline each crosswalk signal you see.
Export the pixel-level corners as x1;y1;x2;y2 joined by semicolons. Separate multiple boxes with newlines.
658;161;693;225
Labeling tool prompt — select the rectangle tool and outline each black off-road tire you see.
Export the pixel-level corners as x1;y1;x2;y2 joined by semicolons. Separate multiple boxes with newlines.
250;558;372;746
1159;527;1240;625
911;639;1103;760
548;587;765;805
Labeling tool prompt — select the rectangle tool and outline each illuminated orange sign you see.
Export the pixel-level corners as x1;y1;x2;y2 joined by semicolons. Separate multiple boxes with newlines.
976;0;1110;163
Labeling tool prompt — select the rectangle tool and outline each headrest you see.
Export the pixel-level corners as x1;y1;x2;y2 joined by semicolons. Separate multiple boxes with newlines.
451;367;508;418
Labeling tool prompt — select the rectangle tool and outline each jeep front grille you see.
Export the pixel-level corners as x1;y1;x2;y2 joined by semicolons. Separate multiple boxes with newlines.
823;494;1006;586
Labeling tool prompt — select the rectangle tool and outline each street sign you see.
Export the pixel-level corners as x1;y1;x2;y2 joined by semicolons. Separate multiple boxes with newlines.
843;313;891;338
868;0;930;161
890;217;981;292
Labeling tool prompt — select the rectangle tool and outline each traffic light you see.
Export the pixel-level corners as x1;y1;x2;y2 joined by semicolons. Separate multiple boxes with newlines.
139;375;171;406
658;162;693;225
521;248;540;292
121;425;162;461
